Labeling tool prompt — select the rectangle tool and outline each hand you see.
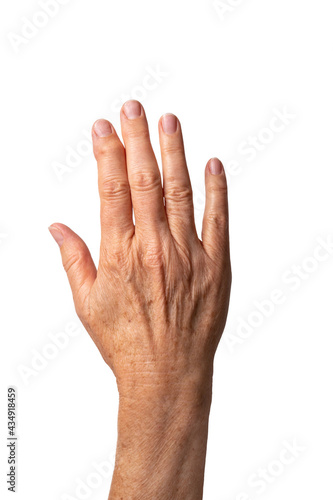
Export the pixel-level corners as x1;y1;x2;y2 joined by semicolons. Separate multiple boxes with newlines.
49;100;231;499
49;99;231;388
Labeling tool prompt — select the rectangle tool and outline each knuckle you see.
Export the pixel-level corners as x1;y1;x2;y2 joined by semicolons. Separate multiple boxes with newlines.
142;243;164;269
100;245;133;278
111;249;130;270
207;182;228;196
205;212;228;227
63;251;85;274
131;171;161;193
166;184;193;204
162;143;183;156
126;127;150;141
94;140;122;159
100;177;130;200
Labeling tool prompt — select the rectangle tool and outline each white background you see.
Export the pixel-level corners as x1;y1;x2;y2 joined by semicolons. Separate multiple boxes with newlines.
1;0;333;499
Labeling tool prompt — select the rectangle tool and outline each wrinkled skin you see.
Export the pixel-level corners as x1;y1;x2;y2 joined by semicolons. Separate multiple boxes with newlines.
49;100;231;499
50;100;231;391
88;221;231;391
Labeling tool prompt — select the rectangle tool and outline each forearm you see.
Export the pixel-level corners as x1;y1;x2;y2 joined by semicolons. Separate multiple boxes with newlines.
109;372;213;500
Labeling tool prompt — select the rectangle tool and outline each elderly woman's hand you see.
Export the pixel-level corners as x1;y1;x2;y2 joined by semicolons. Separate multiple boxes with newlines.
49;100;231;500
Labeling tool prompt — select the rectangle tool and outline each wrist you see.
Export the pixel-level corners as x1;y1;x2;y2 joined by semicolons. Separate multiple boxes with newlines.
111;374;212;500
117;371;213;430
115;354;214;403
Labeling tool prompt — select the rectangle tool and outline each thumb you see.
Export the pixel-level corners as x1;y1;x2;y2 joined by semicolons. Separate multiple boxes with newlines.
48;223;97;318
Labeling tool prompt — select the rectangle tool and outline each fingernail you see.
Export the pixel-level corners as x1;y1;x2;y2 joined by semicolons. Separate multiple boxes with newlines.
48;225;64;247
209;158;223;175
94;119;113;137
162;114;178;134
123;100;142;119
